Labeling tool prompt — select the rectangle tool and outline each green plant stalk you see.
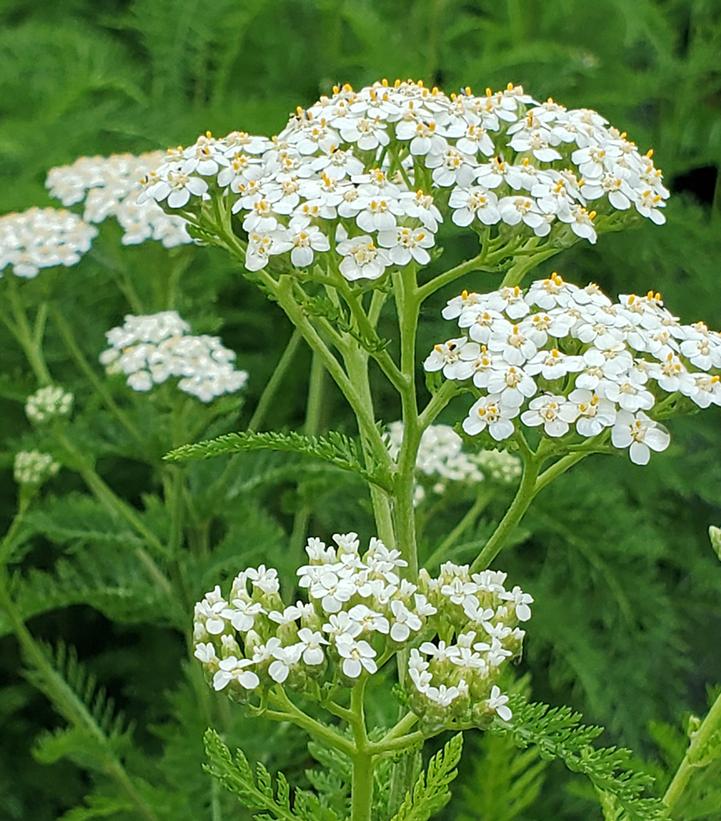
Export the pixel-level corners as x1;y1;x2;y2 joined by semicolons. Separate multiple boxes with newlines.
393;265;422;577
289;349;326;558
248;326;303;432
3;278;52;384
470;447;595;572
50;306;146;448
663;689;721;812
423;490;492;570
53;431;173;602
470;455;539;572
350;678;373;821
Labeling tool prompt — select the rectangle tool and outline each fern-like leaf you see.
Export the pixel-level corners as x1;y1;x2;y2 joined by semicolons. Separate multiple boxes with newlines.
166;430;391;490
493;695;668;820
391;733;464;821
203;728;340;820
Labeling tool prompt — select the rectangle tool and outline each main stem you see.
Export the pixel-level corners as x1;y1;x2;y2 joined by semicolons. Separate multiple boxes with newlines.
393;266;422;577
350;680;373;821
663;689;721;812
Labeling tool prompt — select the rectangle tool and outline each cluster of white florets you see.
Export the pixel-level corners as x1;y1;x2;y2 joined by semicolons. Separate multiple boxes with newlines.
25;385;74;425
99;311;248;402
138;79;668;281
13;450;59;487
46;153;191;248
386;422;520;502
193;533;529;726
0;208;97;278
425;273;721;465
407;562;530;728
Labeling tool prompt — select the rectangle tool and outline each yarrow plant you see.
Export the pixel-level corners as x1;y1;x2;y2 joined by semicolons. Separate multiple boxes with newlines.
194;532;529;728
47;152;191;248
0;207;96;278
100;311;248;401
426;273;721;464
1;76;719;821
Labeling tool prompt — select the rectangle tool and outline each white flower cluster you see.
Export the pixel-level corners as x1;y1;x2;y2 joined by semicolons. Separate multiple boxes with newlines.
407;562;530;727
99;311;248;402
25;385;74;425
387;421;521;503
46;153;191;248
425;273;721;465
13;450;59;487
0;208;97;278
193;533;529;726
139;79;668;281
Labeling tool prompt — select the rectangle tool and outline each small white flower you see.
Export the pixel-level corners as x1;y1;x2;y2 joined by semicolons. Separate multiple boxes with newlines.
377;226;435;266
337;235;391;281
295;628;328;666
521;394;577;437
335;636;377;678
486;684;512;721
212;657;259;691
423;337;479;380
389;600;422;643
611;411;670;465
463;395;520;441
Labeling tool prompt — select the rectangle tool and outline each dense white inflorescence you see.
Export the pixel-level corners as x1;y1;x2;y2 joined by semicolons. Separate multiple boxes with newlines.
25;385;74;425
193;533;531;727
425;273;721;464
46;152;191;248
386;421;521;502
99;311;248;402
0;208;97;278
13;450;59;487
139;79;668;280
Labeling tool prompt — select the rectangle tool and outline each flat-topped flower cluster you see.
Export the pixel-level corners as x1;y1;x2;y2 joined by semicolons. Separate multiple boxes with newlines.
47;152;191;248
139;79;668;280
0;208;97;279
386;421;520;503
100;311;248;402
425;273;721;464
193;533;530;726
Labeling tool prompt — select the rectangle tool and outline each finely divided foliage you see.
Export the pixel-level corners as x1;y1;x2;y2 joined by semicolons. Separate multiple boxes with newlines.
0;67;718;821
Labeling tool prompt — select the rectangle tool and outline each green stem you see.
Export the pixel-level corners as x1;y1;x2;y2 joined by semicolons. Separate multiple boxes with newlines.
470;455;539;572
53;432;173;601
333;271;407;394
663;689;721;812
350;679;373;821
499;247;561;288
393;266;422;576
417;251;488;303
50;306;146;448
534;451;588;495
344;345;395;547
289;350;326;558
351;751;374;821
470;447;595;572
5;278;52;384
418;380;460;430
266;688;355;757
248;327;303;432
423;490;491;569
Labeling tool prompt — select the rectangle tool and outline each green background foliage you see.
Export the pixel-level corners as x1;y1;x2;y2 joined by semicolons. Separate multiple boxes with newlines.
1;0;720;818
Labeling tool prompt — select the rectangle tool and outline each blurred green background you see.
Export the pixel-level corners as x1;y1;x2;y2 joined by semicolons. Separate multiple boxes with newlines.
1;0;720;818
